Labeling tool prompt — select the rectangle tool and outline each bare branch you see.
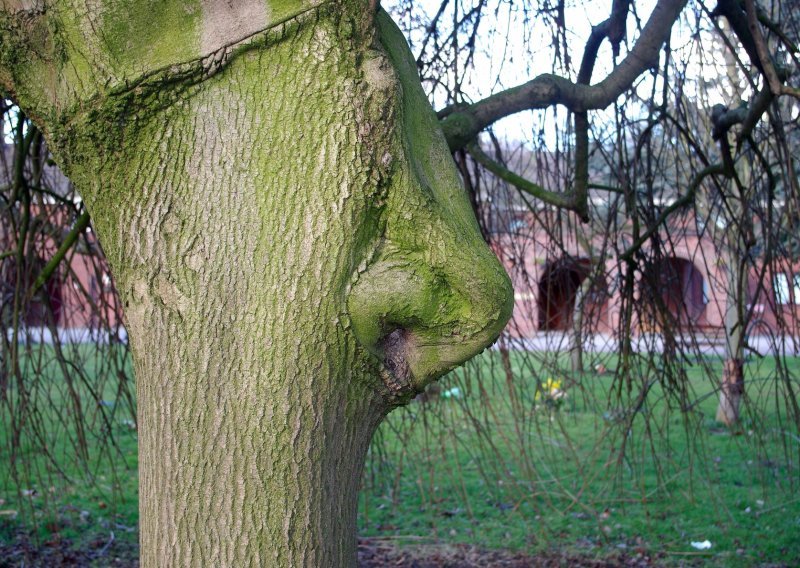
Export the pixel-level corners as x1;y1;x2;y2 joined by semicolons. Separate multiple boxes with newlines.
714;0;797;100
466;141;589;220
440;0;687;150
712;0;766;75
743;0;784;95
710;87;772;145
31;210;91;293
608;0;631;56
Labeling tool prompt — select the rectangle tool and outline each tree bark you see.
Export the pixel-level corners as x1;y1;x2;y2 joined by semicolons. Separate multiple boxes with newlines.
1;3;513;565
717;248;747;426
570;277;591;373
717;356;745;426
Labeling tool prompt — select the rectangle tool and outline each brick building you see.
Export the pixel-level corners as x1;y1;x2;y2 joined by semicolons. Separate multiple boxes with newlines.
494;207;800;349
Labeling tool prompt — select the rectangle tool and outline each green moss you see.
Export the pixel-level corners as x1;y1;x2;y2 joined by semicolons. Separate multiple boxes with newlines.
100;0;201;74
0;12;58;120
439;111;479;152
51;6;98;100
344;12;513;397
376;11;481;236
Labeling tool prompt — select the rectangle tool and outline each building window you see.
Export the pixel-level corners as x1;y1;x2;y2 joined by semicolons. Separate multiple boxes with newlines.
794;275;800;304
774;273;791;304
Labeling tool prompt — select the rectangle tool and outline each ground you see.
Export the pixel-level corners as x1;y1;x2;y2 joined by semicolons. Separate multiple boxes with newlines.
0;534;671;567
1;349;799;566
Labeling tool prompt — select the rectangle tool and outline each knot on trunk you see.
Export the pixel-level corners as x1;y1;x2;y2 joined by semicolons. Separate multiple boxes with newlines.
378;328;416;401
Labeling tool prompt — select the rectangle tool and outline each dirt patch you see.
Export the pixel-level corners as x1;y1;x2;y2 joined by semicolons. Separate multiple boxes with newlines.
0;535;664;567
357;538;661;567
0;533;138;567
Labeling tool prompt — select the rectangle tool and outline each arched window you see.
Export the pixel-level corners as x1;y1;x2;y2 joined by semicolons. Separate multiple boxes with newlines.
640;257;706;329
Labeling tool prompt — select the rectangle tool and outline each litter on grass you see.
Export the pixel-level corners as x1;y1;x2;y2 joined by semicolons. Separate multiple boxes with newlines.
690;540;712;550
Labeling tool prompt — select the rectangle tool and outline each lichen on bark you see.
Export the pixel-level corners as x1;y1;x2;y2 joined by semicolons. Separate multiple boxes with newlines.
1;1;513;565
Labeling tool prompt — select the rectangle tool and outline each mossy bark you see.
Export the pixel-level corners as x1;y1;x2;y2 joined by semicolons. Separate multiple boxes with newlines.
1;2;512;565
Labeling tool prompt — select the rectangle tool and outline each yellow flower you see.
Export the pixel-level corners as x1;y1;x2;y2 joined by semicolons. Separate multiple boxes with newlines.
545;378;561;393
536;378;563;400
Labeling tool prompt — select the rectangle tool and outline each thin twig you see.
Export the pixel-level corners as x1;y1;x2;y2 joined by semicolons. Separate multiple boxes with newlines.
466;141;588;220
31;210;90;293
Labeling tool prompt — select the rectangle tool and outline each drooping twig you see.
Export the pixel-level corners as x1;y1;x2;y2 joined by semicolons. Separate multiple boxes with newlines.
619;163;728;262
466;141;589;220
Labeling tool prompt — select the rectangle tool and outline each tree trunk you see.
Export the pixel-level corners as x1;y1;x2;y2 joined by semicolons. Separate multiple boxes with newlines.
716;239;748;426
81;30;391;563
1;4;513;565
570;277;591;373
717;250;747;426
717;356;744;425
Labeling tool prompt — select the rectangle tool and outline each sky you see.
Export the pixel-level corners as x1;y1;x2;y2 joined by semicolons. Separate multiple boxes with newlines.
384;0;768;152
385;0;656;145
4;1;777;147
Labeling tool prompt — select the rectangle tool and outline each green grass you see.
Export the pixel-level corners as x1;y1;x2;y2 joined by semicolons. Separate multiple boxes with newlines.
1;347;799;566
0;344;139;556
359;351;800;566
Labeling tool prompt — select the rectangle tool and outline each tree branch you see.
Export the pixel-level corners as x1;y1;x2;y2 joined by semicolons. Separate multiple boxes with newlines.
440;0;687;150
466;141;589;220
753;2;799;57
619;163;727;262
32;210;91;293
714;0;798;100
710;87;772;147
608;0;631;56
571;11;619;224
743;0;783;95
712;0;766;75
578;20;612;85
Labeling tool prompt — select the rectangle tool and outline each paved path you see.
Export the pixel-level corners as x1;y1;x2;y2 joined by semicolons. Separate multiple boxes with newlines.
502;332;800;356
8;326;800;357
6;326;128;344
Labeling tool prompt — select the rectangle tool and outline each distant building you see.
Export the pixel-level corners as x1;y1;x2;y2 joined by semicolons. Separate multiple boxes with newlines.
493;208;800;345
1;140;121;336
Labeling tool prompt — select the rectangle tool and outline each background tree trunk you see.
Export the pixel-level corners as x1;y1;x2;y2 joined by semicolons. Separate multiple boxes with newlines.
570;278;591;373
715;155;752;427
717;247;747;425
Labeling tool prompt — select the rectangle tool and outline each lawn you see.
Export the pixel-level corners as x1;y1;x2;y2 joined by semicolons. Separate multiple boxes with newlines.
1;346;799;566
358;350;800;566
0;344;140;564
